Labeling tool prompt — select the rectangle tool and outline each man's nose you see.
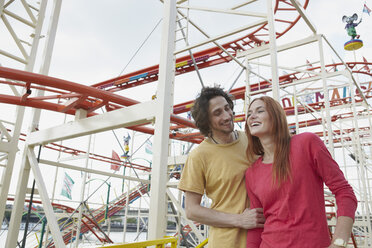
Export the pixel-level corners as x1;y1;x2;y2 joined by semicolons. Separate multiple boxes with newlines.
222;110;232;119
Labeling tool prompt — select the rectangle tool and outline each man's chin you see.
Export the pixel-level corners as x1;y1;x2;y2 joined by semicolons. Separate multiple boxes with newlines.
222;128;234;134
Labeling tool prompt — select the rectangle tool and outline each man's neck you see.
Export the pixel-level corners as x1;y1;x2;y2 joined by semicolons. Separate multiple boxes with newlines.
210;131;237;144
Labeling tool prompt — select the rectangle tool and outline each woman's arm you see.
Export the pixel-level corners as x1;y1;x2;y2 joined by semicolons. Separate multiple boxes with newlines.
309;133;357;246
329;216;354;248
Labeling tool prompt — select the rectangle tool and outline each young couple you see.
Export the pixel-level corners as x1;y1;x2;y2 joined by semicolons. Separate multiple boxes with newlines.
178;86;357;248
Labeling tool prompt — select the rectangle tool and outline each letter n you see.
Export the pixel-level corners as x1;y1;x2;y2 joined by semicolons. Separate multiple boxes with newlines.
282;97;292;108
315;92;324;103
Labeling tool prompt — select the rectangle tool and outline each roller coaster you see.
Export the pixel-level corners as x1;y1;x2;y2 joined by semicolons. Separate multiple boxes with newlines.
0;0;371;247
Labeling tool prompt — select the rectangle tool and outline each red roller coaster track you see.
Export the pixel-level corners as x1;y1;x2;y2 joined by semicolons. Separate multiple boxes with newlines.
0;2;370;246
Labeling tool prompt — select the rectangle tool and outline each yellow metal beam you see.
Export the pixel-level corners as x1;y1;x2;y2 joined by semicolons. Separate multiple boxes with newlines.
97;237;177;248
195;238;209;248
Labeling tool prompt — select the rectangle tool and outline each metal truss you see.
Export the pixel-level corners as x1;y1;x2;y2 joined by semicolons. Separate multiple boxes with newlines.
1;0;372;247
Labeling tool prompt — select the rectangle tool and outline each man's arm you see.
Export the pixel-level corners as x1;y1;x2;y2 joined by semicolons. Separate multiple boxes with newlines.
185;191;265;229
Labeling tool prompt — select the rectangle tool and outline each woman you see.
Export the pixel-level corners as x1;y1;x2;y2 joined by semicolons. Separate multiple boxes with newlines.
244;96;357;248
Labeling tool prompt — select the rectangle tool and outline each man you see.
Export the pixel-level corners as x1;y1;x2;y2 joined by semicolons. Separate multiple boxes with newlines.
178;86;265;248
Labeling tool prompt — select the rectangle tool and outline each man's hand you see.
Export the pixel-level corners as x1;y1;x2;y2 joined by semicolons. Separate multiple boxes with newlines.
237;208;265;229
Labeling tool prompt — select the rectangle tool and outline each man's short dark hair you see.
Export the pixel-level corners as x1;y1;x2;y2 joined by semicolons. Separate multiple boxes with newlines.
191;86;234;137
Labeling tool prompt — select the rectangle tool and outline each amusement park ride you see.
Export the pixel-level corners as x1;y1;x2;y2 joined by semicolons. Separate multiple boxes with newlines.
0;0;372;247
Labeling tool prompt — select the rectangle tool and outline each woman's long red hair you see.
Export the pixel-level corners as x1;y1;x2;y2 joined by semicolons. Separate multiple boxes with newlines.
245;96;291;185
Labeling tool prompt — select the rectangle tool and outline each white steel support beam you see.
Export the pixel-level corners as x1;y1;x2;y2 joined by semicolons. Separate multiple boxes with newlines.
0;141;11;152
0;48;27;63
174;19;266;55
0;0;50;232
266;0;279;100
245;59;252;117
237;35;319;60
166;189;204;241
74;135;91;248
0;121;11;140
167;155;187;166
0;107;25;229
176;9;245;69
21;0;37;24
176;5;266;18
25;0;47;71
231;0;259;10
27;147;65;247
148;0;176;240
348;73;372;244
38;159;150;183
2;9;35;27
1;13;29;59
317;36;334;155
39;0;62;76
5;146;32;247
0;0;4;15
27;101;156;145
289;0;317;34
3;2;63;244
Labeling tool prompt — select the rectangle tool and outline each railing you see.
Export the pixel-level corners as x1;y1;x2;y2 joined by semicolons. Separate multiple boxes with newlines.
195;238;208;248
97;236;177;248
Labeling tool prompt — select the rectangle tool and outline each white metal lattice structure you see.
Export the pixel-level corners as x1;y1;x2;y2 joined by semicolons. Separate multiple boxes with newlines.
0;1;371;247
1;1;63;247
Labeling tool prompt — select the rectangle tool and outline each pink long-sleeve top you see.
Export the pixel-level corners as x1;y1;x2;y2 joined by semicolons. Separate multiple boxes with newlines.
245;132;357;248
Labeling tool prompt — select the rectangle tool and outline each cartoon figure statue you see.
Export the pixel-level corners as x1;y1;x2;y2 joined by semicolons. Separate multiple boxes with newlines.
121;133;131;159
342;13;362;40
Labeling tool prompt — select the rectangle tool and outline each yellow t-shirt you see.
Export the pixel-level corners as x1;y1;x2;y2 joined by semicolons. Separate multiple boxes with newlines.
178;131;249;248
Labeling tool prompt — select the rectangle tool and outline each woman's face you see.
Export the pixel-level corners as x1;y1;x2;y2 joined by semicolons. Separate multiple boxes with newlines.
247;99;272;138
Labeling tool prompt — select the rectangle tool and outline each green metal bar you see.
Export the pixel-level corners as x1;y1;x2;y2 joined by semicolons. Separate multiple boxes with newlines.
37;219;46;248
105;182;111;220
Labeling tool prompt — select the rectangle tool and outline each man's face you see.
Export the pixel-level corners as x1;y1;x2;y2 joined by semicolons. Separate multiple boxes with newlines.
208;96;234;137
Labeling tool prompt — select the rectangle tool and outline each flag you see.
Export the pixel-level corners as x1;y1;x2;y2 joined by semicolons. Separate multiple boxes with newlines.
31;203;37;211
145;140;152;154
24;203;37;212
306;59;313;68
61;172;75;199
111;150;121;171
363;4;371;15
362;56;370;73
